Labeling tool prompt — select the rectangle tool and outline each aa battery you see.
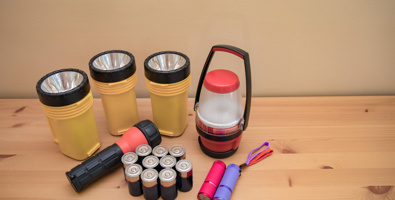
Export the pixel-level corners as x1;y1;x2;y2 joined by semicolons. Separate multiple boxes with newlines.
175;159;193;192
141;168;160;200
125;164;143;197
136;144;152;165
142;155;161;172
152;145;169;158
160;155;177;169
121;152;138;169
169;145;186;161
159;169;178;200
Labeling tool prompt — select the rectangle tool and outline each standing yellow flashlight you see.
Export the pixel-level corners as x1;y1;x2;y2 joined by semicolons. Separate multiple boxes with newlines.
36;68;101;160
144;51;191;137
89;50;139;136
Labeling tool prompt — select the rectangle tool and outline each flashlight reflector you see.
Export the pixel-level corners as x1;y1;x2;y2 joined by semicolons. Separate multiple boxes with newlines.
91;52;131;71
40;71;84;93
147;53;186;71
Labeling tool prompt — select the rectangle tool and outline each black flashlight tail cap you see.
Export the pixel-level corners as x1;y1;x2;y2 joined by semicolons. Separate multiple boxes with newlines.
134;120;162;148
36;68;91;107
89;50;136;83
144;51;190;84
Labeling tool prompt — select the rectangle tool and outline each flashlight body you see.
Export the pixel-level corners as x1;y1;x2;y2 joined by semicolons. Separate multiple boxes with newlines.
145;76;190;137
213;164;240;200
89;50;140;136
92;73;139;136
40;89;100;160
198;160;226;200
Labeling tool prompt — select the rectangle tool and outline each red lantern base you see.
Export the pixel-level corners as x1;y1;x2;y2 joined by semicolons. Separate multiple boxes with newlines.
198;135;242;158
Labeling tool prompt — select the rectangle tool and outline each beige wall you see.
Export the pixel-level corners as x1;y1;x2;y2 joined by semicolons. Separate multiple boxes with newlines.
0;0;394;98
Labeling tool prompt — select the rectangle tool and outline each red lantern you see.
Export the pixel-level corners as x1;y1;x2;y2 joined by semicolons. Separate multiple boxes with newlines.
194;45;252;158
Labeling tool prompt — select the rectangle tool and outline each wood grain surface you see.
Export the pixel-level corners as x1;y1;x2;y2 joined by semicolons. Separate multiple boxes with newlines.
0;96;394;200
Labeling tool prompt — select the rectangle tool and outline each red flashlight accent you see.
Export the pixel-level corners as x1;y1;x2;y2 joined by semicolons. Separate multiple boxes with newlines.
116;127;149;154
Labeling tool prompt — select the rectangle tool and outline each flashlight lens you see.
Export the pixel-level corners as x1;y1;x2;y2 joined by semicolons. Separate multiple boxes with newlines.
92;52;131;70
198;194;211;200
147;53;186;71
40;71;84;93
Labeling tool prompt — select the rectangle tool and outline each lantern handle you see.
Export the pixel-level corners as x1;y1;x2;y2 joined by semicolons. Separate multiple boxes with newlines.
194;45;251;131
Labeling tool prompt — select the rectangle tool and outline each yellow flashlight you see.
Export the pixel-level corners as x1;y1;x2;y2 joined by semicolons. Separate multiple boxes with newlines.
36;68;101;160
144;51;191;137
89;50;139;136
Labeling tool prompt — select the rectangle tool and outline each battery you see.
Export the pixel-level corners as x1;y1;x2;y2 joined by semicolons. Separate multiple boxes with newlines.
175;159;193;192
141;168;160;200
169;145;186;161
136;144;152;165
159;168;178;200
160;155;177;169
124;164;143;197
121;152;138;169
152;145;169;158
142;155;161;172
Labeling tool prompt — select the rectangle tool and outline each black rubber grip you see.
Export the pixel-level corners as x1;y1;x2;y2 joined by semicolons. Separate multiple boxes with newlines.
65;144;124;192
135;119;162;148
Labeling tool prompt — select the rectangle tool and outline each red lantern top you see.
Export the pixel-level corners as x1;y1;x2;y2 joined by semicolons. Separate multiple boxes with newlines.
203;69;240;94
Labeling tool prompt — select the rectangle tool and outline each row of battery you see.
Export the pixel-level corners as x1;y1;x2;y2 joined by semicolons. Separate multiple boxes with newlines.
122;144;193;200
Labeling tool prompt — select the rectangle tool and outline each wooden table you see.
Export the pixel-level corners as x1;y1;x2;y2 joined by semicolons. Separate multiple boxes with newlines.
1;96;394;200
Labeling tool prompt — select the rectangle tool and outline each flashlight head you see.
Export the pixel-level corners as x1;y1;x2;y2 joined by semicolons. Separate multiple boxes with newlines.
36;68;90;107
89;50;136;83
147;53;186;71
144;51;190;84
116;120;162;154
